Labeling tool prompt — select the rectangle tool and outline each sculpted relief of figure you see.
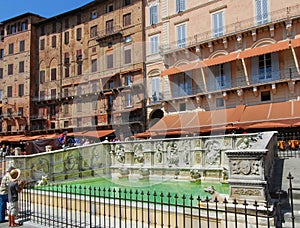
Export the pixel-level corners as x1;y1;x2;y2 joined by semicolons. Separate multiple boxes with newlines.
205;140;221;165
237;137;250;150
182;139;190;165
155;142;163;163
31;158;50;180
167;142;179;166
231;160;261;176
133;144;144;164
64;152;79;171
115;144;125;163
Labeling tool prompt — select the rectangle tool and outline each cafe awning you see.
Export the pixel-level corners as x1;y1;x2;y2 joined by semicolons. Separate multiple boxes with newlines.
79;129;115;138
239;40;290;59
202;52;239;67
148;101;300;135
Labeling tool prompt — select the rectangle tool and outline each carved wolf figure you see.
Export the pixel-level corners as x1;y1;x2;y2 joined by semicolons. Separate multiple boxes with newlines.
37;175;48;186
204;185;228;202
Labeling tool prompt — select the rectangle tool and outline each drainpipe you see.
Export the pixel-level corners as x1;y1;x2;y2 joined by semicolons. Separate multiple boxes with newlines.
57;17;63;130
141;0;148;132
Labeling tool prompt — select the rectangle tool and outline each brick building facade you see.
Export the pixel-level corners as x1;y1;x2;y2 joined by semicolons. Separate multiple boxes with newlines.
1;0;300;142
0;0;146;141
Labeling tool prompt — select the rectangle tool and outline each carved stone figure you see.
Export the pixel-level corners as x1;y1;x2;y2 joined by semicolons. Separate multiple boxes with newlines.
31;158;49;180
115;144;125;163
190;169;201;180
36;175;48;186
155;142;163;163
133;144;144;163
64;154;77;171
166;142;179;166
205;140;221;165
231;160;260;176
237;137;250;149
204;185;228;202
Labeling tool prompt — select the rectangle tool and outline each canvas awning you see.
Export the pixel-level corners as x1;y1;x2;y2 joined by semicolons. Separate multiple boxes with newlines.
79;129;115;138
160;62;203;76
291;38;300;48
148;101;300;135
239;40;290;59
202;52;239;67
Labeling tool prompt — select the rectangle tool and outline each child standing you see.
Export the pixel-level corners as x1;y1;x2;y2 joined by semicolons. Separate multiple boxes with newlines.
7;169;25;227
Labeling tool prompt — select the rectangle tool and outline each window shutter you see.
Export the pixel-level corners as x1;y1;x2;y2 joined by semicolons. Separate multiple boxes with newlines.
262;0;268;22
176;0;180;12
256;0;262;24
218;12;224;36
271;52;280;80
251;56;259;83
153;5;158;24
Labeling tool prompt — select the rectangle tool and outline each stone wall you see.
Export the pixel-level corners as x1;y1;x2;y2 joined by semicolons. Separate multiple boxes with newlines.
9;143;110;182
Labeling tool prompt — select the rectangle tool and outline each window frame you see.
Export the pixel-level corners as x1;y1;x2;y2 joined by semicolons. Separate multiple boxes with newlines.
150;34;159;54
91;59;98;72
50;68;57;81
19;61;24;73
123;13;131;27
150;5;158;25
212;11;224;38
19;40;25;52
176;23;187;48
107;54;114;69
176;0;186;13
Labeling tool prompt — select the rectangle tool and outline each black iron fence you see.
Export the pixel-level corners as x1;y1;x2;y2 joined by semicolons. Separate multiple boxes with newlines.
277;132;300;158
16;183;284;228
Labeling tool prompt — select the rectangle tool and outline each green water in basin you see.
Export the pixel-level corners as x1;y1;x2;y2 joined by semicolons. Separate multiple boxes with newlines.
41;177;229;204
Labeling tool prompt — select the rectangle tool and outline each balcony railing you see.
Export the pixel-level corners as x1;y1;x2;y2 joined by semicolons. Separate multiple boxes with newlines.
162;67;299;101
95;25;123;42
160;4;300;54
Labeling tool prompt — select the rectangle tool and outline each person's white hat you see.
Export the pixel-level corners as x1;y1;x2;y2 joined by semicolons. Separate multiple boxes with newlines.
10;168;21;182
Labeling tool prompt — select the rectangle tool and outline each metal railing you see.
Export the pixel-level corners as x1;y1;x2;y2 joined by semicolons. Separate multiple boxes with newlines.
160;4;300;54
277;132;300;158
16;183;277;228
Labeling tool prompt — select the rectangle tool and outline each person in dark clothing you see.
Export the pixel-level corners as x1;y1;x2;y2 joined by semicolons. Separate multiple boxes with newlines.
0;166;15;223
7;169;25;227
